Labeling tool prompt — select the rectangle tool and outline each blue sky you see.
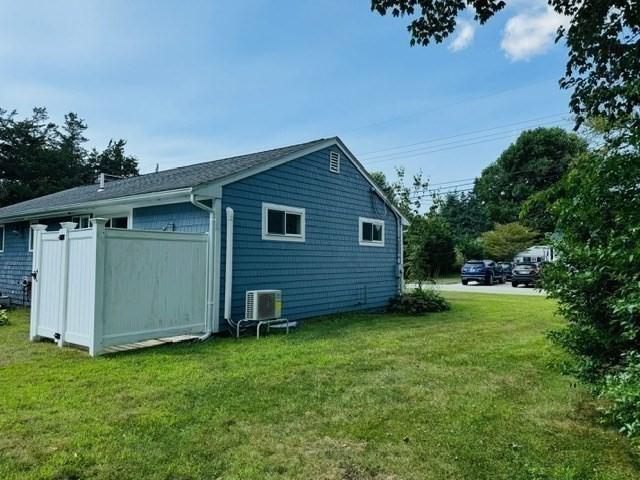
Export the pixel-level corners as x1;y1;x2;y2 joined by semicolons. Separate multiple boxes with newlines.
0;0;572;188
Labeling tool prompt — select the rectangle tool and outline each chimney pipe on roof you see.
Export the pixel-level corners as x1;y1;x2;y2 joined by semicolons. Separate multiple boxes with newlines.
97;173;105;192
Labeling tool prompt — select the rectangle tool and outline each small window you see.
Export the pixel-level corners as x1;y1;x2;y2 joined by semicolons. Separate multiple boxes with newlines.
262;203;305;242
329;151;340;173
106;216;128;229
71;215;91;229
359;217;384;247
28;220;38;252
0;225;4;253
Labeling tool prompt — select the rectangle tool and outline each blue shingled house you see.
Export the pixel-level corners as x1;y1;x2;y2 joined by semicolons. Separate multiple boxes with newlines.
0;137;406;335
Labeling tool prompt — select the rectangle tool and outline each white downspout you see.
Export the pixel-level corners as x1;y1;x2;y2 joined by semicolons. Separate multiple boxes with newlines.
224;207;234;322
190;194;215;340
397;216;404;294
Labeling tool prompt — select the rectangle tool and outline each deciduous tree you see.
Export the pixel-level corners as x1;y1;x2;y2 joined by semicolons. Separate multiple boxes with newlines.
474;127;586;229
406;214;456;282
480;222;541;261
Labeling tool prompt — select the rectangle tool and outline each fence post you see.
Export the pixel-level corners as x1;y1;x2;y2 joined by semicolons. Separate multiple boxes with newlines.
89;218;108;356
57;222;77;347
29;224;48;342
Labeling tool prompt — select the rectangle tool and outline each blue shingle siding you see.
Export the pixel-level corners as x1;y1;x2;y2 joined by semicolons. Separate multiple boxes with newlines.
0;222;32;304
0;218;71;305
132;202;209;232
3;146;399;322
219;146;400;326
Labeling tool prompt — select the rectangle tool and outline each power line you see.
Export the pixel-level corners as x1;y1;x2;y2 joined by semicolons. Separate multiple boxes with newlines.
364;119;573;164
365;132;523;165
400;165;575;203
426;177;476;187
409;188;472;200
358;112;570;157
410;187;475;201
413;182;476;195
343;77;561;134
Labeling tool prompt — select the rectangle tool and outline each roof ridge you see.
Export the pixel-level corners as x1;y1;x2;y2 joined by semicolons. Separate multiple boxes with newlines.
140;137;326;176
0;137;331;220
83;137;328;190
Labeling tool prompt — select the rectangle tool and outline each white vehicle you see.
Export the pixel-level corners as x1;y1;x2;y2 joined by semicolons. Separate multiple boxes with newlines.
514;245;555;264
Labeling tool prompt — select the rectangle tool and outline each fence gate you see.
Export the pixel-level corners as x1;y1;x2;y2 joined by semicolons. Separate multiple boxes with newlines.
30;223;94;347
30;230;66;341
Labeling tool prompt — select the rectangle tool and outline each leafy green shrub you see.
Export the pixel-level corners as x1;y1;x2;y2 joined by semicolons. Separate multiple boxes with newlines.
542;145;640;383
598;351;640;437
405;215;456;282
388;289;450;315
0;307;9;326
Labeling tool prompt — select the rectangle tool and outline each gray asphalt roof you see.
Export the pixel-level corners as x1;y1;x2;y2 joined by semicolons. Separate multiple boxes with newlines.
0;138;328;220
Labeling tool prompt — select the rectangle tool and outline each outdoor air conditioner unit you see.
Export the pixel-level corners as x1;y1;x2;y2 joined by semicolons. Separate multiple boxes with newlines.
245;290;282;321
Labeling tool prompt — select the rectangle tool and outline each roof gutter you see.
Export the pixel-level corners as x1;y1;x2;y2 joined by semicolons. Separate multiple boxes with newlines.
0;187;194;223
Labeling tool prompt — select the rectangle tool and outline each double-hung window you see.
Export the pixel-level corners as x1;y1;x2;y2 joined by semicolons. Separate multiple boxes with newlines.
262;203;305;242
71;215;92;229
359;217;384;247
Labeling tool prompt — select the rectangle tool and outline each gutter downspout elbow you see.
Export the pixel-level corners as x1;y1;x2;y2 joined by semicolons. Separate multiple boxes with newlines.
224;207;234;323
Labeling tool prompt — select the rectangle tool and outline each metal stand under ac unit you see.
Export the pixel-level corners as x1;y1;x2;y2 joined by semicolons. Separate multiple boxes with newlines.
235;317;294;339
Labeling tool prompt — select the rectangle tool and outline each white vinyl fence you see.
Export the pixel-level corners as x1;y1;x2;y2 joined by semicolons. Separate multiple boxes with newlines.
30;219;208;355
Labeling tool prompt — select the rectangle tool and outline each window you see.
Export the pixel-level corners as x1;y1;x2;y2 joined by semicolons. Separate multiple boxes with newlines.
0;225;4;253
262;203;305;242
329;151;340;173
359;217;384;246
105;216;128;229
71;215;91;229
28;220;38;252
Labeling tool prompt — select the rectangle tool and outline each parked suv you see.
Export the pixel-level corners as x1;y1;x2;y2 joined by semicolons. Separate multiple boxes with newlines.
461;260;505;285
498;262;514;281
511;262;540;287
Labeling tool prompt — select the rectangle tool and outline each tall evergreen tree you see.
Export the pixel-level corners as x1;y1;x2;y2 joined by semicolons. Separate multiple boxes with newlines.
0;108;139;206
85;139;139;182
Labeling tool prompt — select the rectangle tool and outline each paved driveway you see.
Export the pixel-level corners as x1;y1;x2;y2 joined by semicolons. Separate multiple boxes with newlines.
407;282;546;296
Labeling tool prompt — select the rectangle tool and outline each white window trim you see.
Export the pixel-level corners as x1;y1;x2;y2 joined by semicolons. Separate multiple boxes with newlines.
0;225;4;253
262;202;306;242
104;215;130;229
71;214;92;229
92;207;133;229
28;220;38;252
359;217;385;247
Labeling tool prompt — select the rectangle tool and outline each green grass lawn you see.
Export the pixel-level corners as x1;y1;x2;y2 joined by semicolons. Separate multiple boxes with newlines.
1;293;638;480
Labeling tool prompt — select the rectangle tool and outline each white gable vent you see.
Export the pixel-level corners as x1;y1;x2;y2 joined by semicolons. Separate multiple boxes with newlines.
329;151;340;173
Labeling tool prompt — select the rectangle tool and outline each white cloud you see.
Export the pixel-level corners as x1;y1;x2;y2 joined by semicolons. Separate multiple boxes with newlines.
449;20;475;52
501;5;570;61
